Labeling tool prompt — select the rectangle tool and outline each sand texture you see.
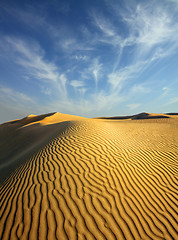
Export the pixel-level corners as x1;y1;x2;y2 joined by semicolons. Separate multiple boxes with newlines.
0;113;178;239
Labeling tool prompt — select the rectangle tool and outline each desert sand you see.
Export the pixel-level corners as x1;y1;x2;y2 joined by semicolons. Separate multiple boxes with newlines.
0;112;177;239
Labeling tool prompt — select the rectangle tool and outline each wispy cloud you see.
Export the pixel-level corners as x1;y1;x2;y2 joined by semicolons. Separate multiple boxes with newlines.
73;55;88;61
122;3;178;62
108;60;147;92
90;58;103;88
0;86;36;118
77;58;103;90
0;86;34;103
3;37;67;99
70;80;85;88
162;86;170;96
91;11;116;37
60;38;94;52
130;84;150;94
0;0;178;120
0;1;93;56
90;0;178;104
92;1;178;63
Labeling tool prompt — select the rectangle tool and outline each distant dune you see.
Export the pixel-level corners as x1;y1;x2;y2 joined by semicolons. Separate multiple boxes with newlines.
94;112;178;120
0;112;178;239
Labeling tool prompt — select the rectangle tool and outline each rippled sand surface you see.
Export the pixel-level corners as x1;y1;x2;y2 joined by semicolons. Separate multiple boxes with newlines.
0;113;177;239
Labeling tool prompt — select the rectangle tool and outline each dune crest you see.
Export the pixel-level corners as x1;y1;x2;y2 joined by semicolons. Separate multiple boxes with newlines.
8;112;88;127
0;113;177;239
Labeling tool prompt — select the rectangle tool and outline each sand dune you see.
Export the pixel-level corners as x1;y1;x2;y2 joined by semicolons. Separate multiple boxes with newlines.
0;112;178;239
94;112;178;120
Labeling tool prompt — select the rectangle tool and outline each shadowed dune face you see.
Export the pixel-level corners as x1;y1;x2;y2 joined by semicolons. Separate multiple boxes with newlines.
0;113;178;239
0;112;87;183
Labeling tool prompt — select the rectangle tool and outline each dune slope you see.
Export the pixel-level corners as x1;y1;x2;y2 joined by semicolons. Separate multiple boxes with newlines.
0;113;178;239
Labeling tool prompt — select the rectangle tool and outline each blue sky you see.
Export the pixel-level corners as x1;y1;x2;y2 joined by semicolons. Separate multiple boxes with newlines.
0;0;178;123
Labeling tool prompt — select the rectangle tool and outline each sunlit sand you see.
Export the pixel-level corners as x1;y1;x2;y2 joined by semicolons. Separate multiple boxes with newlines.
0;112;177;239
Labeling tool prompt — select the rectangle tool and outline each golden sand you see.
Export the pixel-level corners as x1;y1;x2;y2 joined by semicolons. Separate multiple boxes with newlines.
0;113;177;239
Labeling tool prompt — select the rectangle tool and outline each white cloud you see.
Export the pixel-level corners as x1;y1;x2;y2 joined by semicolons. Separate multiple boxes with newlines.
162;86;170;96
122;2;178;60
92;1;178;63
0;86;34;105
60;37;93;52
1;2;94;56
108;61;145;91
108;72;125;91
130;84;149;94
3;37;67;99
90;58;102;87
73;55;88;61
91;11;116;37
92;91;123;112
70;80;85;88
78;58;103;88
0;0;178;119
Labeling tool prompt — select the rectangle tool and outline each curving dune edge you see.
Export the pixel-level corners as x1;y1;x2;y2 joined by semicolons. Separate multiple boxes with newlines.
0;112;178;240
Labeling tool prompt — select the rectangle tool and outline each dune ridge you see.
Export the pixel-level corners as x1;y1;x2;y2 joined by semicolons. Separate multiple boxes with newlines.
0;113;178;239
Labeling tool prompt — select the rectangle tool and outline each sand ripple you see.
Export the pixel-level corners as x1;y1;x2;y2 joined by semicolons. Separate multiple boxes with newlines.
0;117;178;239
